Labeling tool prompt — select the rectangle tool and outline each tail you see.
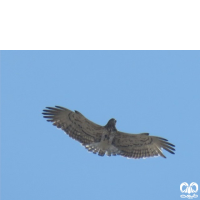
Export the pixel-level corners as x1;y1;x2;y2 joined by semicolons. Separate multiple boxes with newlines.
85;143;106;156
84;142;120;157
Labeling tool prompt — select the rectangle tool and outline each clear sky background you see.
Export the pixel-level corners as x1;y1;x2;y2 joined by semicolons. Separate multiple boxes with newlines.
1;51;200;200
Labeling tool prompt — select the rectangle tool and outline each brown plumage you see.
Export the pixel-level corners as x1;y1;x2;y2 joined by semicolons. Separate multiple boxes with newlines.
42;106;175;159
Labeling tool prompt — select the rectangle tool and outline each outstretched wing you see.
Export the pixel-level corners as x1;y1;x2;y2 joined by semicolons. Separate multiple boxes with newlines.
113;131;175;159
42;106;103;145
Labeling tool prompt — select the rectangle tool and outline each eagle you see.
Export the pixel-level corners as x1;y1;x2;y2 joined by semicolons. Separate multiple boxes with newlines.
42;106;175;159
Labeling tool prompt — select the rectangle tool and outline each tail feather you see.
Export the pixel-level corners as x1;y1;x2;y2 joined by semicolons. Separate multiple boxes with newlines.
98;150;106;156
84;142;120;157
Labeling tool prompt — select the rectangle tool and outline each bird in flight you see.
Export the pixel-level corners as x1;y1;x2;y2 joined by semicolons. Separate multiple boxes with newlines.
42;106;175;159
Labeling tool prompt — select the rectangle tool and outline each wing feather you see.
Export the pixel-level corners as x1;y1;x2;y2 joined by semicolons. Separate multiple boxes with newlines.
113;131;175;159
42;106;103;145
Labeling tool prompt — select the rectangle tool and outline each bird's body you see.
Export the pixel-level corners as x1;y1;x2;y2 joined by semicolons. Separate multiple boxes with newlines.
42;106;175;159
85;119;120;156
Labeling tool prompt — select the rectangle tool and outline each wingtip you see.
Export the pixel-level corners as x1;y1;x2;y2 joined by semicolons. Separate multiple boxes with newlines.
55;106;66;109
45;106;54;109
157;137;168;141
161;154;166;159
158;153;166;158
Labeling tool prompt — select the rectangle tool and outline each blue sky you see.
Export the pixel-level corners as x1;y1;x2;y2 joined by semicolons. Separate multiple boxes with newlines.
1;51;200;200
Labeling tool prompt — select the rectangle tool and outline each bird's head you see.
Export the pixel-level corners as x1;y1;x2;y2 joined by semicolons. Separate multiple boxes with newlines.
105;118;117;131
